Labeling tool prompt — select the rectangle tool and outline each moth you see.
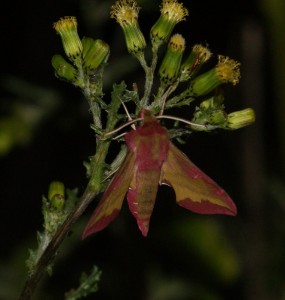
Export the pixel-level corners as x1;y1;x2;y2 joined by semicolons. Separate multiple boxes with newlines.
82;109;236;238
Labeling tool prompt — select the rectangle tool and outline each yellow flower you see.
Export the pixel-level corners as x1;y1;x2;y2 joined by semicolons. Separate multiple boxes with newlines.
111;0;146;57
160;0;189;22
151;0;188;48
189;56;241;96
216;55;240;86
53;16;83;60
181;44;212;77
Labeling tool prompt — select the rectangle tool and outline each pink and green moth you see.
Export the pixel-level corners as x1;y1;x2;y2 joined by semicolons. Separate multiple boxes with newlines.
82;109;237;238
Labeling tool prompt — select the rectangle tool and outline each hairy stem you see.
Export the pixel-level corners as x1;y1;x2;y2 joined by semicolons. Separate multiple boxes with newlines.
18;140;111;300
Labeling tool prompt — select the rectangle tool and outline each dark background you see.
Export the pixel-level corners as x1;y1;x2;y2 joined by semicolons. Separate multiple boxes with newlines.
1;0;285;299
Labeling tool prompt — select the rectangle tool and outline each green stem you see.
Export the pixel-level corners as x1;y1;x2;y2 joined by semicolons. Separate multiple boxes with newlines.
166;89;195;108
18;143;107;300
18;86;121;300
139;47;159;108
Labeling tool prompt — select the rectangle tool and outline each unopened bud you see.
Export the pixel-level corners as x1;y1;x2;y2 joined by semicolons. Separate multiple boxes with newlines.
226;108;255;130
82;37;110;71
48;181;65;210
159;34;185;85
51;54;77;81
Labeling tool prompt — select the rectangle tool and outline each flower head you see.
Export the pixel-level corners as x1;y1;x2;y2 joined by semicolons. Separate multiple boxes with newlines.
189;56;241;97
151;0;188;48
181;44;212;78
160;0;189;22
111;0;146;57
111;0;140;26
216;55;240;85
53;17;83;61
159;33;186;85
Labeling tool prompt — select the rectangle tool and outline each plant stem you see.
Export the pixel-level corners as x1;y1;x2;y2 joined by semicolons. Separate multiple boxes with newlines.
18;78;123;299
19;190;95;300
18;139;111;300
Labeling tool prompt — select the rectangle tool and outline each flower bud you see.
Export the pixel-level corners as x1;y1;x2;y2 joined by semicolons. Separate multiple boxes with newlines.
199;94;224;110
82;37;110;71
53;17;83;61
209;110;227;125
189;56;240;97
226;108;255;130
48;181;65;210
159;34;185;85
51;54;77;81
181;44;212;78
110;0;146;58
150;0;188;49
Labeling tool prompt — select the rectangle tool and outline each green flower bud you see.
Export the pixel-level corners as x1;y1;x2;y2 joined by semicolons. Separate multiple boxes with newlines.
51;54;77;81
226;108;255;130
82;37;110;71
189;56;240;97
53;16;83;62
110;0;146;58
48;181;65;210
150;0;188;49
209;110;227;125
181;44;212;78
199;98;213;110
199;94;224;110
159;34;185;85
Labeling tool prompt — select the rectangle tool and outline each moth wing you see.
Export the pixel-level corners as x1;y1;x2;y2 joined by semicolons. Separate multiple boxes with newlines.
127;168;161;237
161;142;237;215
82;151;135;239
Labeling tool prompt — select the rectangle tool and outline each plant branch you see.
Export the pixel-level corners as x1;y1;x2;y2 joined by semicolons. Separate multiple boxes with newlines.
18;79;124;299
18;188;97;300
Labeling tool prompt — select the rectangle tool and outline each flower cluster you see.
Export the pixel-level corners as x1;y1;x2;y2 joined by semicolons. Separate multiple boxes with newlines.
110;0;255;129
52;16;110;86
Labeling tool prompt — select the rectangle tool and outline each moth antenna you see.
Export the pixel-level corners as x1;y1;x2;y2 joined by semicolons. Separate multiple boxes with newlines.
159;99;166;116
156;115;213;130
159;85;175;116
112;131;127;140
104;117;142;137
118;97;136;130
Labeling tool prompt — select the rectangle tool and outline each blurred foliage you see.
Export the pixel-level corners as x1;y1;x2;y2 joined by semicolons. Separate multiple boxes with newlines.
65;266;101;300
